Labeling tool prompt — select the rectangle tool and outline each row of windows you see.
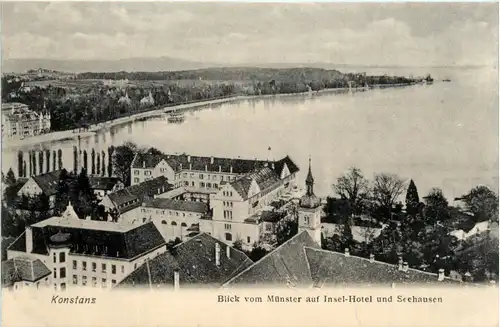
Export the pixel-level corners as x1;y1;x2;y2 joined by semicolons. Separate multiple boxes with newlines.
73;275;117;287
160;221;188;227
53;267;66;279
224;233;251;244
182;172;235;182
222;191;234;197
223;210;233;220
74;260;123;274
223;201;234;207
224;223;231;231
133;170;152;176
53;252;66;263
140;208;194;217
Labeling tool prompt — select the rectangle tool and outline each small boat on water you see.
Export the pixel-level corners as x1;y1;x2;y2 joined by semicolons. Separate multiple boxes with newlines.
167;110;185;123
442;78;451;82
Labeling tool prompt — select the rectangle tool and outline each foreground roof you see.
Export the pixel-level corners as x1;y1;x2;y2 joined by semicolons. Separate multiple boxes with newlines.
224;231;463;288
2;256;51;287
116;233;253;289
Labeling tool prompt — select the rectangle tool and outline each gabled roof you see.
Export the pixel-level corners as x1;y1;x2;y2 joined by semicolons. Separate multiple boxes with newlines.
224;231;463;288
230;167;282;200
130;152;300;177
116;233;253;289
89;177;122;191
24;221;165;260
224;231;320;288
143;198;208;214
2;256;51;287
31;170;62;196
107;176;172;213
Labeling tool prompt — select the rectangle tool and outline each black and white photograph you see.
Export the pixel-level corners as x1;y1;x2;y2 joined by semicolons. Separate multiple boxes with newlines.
0;1;498;299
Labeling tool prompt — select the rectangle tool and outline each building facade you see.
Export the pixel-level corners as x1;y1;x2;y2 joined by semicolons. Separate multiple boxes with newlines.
2;102;51;139
5;203;167;291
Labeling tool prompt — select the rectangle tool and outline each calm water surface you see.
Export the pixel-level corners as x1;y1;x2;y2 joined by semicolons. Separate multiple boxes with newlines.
4;67;498;201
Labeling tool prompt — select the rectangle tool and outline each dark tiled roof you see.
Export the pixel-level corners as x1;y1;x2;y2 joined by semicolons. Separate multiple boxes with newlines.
89;177;122;191
230;167;282;200
260;211;287;223
31;170;62;196
143;198;208;214
29;222;165;260
131;152;300;177
305;248;461;287
2;257;51;287
116;233;253;289
107;176;172;213
224;231;319;287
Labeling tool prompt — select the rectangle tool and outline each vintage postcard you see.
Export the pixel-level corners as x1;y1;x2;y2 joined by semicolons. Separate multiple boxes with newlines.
0;2;498;327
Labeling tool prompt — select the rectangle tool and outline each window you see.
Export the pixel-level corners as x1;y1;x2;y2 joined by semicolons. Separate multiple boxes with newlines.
59;252;65;263
184;181;189;186
183;173;187;178
102;279;107;288
266;224;272;231
304;216;310;224
207;183;212;188
60;267;66;279
111;265;116;274
112;280;117;285
134;170;140;176
175;212;179;216
92;262;97;272
73;275;78;285
212;175;217;181
199;174;204;179
53;253;56;263
171;221;177;226
53;268;57;278
82;261;87;271
142;218;147;223
161;220;167;224
181;222;187;227
82;276;87;286
121;266;125;274
225;233;233;241
61;283;66;291
145;171;152;176
92;277;97;287
200;182;205;188
247;236;251;243
102;263;107;273
134;178;139;183
224;224;231;230
214;184;218;189
73;260;77;270
191;181;195;187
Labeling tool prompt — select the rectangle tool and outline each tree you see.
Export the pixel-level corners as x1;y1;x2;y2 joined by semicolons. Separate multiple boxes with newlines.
233;239;243;251
96;152;101;175
405;179;420;216
28;151;32;176
83;150;88;172
247;244;269;262
58;149;63;170
72;146;78;173
333;167;369;215
423;188;450;223
22;161;27;178
38;151;44;174
45;150;51;173
459;186;499;222
5;168;16;186
91;148;96;175
276;219;298;246
54;169;70;215
17;151;23;178
101;151;106;176
113;142;137;186
32;151;37;175
108;146;114;177
52;150;57;171
372;173;406;220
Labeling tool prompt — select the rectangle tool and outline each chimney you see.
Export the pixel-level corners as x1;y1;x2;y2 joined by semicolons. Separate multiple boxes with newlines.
26;227;33;253
271;162;275;170
158;188;160;194
226;245;231;259
210;157;214;165
205;164;208;172
369;253;375;263
344;248;350;257
402;262;409;272
438;269;445;281
230;166;233;174
86;215;91;221
218;165;221;172
180;163;182;170
142;161;145;168
398;256;403;271
215;243;221;267
174;270;180;290
187;155;191;163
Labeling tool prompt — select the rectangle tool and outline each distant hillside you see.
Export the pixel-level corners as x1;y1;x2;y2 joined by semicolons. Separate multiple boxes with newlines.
2;57;215;73
76;67;344;81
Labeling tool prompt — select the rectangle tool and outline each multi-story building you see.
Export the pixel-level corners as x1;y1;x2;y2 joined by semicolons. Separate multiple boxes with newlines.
17;170;60;209
2;102;51;139
4;202;166;291
129;152;298;191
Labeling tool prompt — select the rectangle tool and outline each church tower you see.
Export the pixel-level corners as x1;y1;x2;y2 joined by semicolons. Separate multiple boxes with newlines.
297;157;322;246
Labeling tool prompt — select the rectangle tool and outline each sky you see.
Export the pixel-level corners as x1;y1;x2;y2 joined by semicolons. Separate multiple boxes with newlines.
1;2;498;67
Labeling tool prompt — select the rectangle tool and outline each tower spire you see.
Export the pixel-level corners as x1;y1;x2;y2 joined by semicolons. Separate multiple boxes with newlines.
305;156;314;195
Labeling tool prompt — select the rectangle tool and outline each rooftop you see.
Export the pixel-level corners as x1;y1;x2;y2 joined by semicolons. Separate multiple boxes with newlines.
31;170;62;196
143;198;208;214
2;256;51;287
116;233;253;289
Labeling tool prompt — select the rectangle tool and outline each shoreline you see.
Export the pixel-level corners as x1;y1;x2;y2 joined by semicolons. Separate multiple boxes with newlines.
2;82;418;150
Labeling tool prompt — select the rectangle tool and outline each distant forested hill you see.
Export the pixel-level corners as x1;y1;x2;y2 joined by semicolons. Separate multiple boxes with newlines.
75;67;344;82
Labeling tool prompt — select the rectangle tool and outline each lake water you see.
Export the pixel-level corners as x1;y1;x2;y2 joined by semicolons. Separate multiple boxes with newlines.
3;66;498;202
